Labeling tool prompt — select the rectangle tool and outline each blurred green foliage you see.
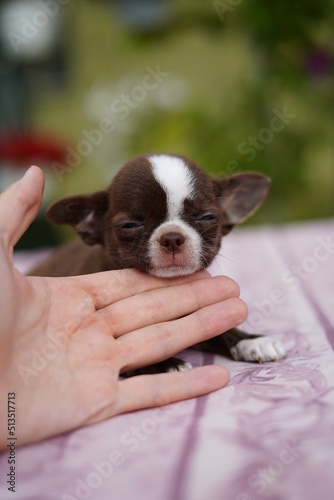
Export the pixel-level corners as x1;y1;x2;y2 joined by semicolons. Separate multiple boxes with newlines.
28;0;333;242
124;0;334;223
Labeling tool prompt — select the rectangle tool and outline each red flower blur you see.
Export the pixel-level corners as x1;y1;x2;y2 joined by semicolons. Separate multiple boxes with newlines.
0;132;67;168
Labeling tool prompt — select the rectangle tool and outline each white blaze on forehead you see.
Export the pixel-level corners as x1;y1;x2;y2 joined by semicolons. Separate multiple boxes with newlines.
149;155;195;220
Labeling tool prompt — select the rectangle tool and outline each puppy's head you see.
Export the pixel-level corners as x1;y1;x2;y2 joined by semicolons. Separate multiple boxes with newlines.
47;154;271;277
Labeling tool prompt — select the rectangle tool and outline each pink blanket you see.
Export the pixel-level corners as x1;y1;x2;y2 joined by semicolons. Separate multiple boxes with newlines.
1;220;334;500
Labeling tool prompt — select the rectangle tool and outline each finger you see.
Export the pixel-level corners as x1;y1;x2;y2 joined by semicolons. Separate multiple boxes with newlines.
99;275;240;338
117;297;248;372
77;268;212;309
111;365;230;416
0;166;45;249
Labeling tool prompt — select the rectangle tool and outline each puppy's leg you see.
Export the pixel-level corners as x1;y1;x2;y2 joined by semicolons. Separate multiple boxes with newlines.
123;357;192;377
123;330;286;376
196;328;286;363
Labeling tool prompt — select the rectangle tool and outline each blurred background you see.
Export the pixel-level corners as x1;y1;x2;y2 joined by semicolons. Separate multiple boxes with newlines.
0;0;333;248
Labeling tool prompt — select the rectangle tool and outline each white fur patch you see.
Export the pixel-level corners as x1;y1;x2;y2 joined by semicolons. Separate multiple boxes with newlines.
167;361;192;372
149;154;195;220
147;155;202;277
230;337;286;363
148;220;202;277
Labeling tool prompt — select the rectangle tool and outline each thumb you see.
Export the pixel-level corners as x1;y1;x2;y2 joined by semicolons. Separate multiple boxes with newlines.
0;166;45;250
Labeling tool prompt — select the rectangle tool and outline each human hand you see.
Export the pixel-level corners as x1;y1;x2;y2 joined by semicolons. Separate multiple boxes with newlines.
0;167;247;449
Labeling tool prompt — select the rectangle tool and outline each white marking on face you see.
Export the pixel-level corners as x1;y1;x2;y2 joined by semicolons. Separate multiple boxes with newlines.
147;155;203;277
149;154;195;220
148;220;202;277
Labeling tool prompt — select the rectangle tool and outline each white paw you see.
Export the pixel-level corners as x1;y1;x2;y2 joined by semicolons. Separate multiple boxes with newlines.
230;336;286;363
167;361;192;372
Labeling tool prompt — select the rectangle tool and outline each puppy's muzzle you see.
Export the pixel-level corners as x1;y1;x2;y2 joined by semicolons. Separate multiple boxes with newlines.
159;232;185;255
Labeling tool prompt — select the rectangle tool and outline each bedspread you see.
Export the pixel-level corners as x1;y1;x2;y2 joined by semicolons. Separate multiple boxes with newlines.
1;219;334;500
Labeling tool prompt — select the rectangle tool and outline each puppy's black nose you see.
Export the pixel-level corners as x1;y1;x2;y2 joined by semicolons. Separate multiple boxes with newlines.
159;232;185;254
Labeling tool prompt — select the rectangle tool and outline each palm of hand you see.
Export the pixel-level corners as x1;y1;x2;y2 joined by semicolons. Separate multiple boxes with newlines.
8;272;119;444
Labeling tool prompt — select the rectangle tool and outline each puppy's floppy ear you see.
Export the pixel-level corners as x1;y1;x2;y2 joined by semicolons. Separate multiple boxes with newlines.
46;190;109;245
213;173;271;236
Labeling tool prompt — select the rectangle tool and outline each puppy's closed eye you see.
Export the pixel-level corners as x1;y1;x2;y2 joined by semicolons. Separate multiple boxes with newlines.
197;212;219;222
119;221;144;229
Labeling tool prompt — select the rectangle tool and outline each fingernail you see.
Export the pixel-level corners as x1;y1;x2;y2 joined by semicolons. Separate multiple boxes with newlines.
23;166;39;181
23;166;33;179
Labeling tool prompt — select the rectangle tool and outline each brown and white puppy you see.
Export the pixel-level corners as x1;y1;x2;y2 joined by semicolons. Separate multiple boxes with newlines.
32;154;286;371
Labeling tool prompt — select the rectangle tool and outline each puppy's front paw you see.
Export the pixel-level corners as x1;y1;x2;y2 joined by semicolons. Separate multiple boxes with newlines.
123;357;192;376
230;336;286;363
165;359;192;373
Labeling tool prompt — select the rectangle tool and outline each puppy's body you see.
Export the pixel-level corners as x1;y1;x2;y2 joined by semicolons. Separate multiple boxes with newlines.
32;154;286;368
32;240;106;276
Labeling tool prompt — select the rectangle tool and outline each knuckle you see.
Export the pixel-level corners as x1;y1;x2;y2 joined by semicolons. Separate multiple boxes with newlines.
144;292;166;324
230;297;248;322
189;282;202;310
215;276;240;297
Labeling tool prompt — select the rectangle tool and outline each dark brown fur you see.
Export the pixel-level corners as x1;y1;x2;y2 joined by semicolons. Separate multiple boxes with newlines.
31;154;285;368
